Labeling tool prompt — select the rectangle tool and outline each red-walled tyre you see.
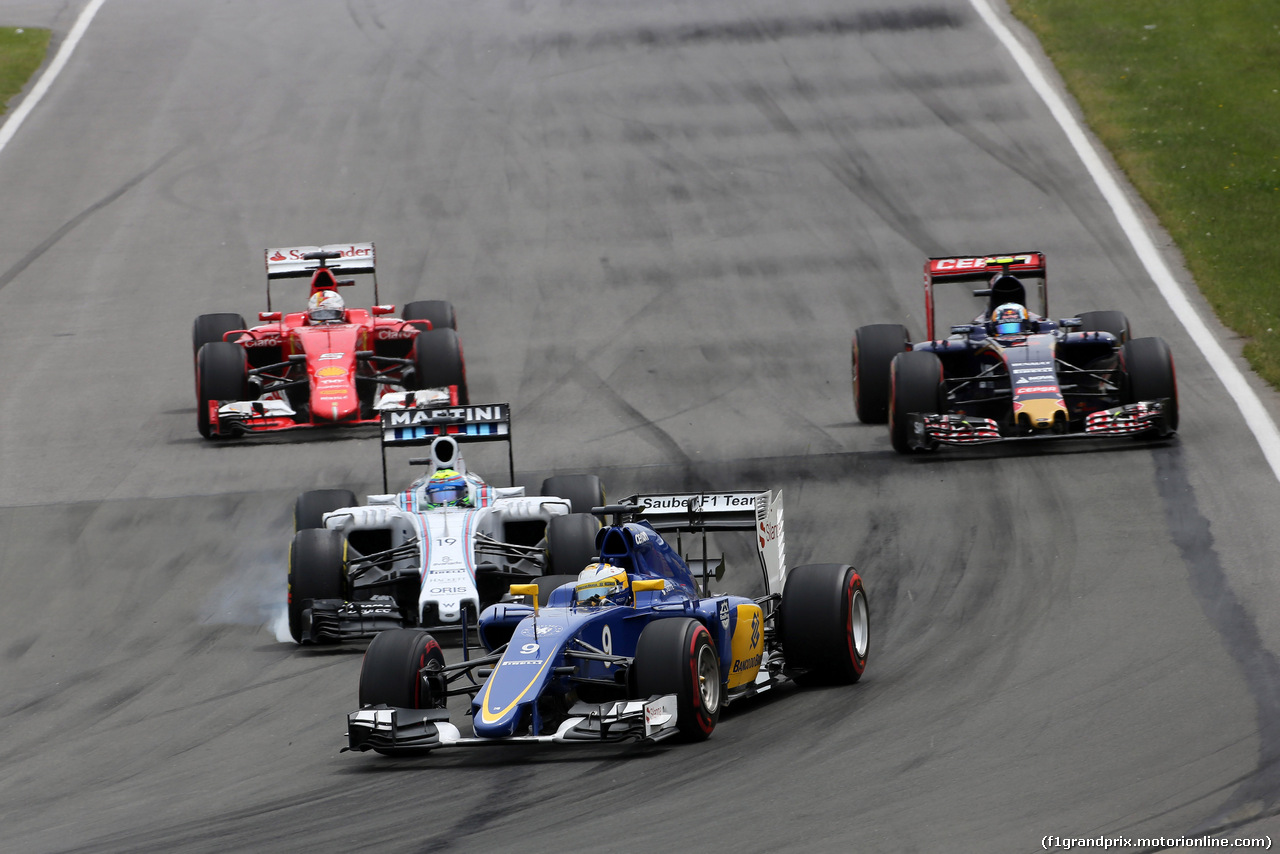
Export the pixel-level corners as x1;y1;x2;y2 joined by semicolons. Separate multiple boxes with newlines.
889;350;943;454
358;628;446;710
780;564;869;685
853;323;910;424
1122;336;1178;433
632;618;720;741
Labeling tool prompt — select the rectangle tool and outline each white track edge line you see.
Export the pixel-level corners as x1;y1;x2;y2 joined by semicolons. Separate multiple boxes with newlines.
970;0;1280;481
0;0;108;154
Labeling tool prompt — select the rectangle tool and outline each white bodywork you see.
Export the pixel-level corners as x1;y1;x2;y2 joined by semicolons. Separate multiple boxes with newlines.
322;478;572;625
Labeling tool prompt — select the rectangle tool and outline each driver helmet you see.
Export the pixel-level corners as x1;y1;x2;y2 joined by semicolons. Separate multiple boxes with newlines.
424;469;471;508
992;302;1030;335
307;290;346;324
575;562;631;607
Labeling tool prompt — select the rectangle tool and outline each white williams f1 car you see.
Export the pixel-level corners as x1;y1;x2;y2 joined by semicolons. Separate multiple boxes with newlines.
287;403;605;643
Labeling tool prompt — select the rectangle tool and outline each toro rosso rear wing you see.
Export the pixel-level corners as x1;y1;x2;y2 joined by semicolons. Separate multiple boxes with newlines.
264;242;379;309
925;251;1046;339
379;402;514;491
619;491;786;598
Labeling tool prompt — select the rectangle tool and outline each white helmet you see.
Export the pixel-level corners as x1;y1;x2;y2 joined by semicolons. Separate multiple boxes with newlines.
308;290;345;323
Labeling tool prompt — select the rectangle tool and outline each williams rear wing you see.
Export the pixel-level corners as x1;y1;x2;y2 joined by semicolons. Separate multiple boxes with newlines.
924;251;1047;339
620;491;786;597
379;403;514;491
263;242;378;309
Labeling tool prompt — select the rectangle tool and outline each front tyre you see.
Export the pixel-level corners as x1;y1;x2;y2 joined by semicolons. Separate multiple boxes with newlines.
287;528;347;643
359;628;447;709
780;564;869;685
888;350;943;454
196;342;248;439
294;488;358;532
1122;336;1178;433
632;618;721;741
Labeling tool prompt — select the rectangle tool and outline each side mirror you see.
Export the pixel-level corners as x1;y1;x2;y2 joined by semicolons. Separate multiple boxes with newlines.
632;579;665;592
258;311;281;322
371;305;396;316
510;583;540;613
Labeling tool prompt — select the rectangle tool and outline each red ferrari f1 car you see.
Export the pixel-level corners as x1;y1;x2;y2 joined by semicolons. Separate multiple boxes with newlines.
852;251;1177;453
191;242;468;438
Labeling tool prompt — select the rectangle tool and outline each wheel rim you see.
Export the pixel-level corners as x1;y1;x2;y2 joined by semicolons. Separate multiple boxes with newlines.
695;642;720;714
850;588;869;658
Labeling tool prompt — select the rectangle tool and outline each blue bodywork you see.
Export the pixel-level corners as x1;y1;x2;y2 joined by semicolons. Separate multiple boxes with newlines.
472;520;751;739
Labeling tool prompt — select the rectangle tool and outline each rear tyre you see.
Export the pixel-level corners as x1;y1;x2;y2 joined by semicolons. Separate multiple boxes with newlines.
288;528;347;643
192;312;247;357
888;350;943;454
294;489;358;531
632;618;721;741
410;328;468;404
402;300;457;331
1122;336;1179;432
780;564;869;685
358;628;446;709
1077;310;1131;344
853;324;910;424
540;474;606;515
545;513;600;576
196;342;248;439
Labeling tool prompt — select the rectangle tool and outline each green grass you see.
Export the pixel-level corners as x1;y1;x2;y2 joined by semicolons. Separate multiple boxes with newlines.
1008;1;1280;386
0;27;48;116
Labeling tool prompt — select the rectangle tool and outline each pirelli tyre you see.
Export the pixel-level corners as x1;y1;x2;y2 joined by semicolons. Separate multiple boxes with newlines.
196;342;248;439
1077;310;1131;345
779;564;869;685
853;323;910;424
410;328;468;404
545;513;600;576
287;528;347;644
888;350;944;454
294;489;358;532
632;618;721;741
540;474;606;515
520;575;578;607
359;628;447;711
402;299;457;332
192;312;247;358
1121;336;1179;433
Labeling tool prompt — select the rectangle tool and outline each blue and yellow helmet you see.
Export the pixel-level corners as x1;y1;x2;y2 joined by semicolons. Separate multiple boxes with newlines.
575;562;631;607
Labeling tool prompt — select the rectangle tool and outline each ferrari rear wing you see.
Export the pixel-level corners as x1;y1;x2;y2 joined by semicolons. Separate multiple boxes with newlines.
619;491;786;597
924;250;1047;339
263;242;379;308
379;402;514;490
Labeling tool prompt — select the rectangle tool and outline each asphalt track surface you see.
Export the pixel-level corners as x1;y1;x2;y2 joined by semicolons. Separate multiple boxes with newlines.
3;2;1280;852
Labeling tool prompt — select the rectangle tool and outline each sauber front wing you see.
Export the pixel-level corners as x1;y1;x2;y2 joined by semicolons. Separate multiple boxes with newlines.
345;694;679;753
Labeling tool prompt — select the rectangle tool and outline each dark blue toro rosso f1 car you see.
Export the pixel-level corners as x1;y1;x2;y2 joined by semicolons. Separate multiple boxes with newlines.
346;490;869;753
852;251;1178;453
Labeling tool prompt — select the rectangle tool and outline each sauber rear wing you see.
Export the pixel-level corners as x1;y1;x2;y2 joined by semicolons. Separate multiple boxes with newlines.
924;251;1047;339
379;402;514;491
263;242;379;309
621;491;786;597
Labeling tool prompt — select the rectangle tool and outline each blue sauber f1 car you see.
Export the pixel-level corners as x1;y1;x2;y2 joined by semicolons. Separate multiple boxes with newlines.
346;490;869;752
